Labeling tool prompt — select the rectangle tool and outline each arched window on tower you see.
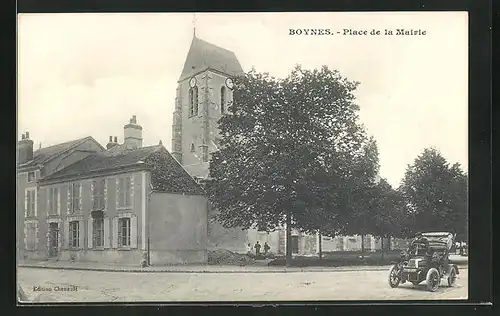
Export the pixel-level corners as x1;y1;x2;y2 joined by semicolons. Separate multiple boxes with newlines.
220;86;226;114
191;143;195;152
193;86;199;116
188;88;194;117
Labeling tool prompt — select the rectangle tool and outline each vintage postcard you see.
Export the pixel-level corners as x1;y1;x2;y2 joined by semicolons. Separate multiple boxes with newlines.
17;12;468;303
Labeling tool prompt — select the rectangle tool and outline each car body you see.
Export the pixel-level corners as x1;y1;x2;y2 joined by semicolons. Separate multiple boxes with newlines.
388;232;459;292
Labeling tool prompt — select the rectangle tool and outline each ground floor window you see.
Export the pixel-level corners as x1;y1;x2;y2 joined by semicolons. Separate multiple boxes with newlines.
25;222;37;250
118;218;131;247
93;217;104;248
69;221;79;248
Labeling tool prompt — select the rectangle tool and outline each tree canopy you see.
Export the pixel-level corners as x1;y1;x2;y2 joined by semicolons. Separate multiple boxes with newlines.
400;148;468;241
207;65;377;241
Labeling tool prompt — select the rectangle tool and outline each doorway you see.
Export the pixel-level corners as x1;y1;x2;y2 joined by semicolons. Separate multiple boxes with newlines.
48;222;59;257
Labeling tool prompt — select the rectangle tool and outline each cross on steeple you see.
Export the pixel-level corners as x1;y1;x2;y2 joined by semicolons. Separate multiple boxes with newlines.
192;13;197;37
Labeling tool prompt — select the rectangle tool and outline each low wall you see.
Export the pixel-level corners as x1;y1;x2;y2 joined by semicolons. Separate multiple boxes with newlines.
149;250;207;265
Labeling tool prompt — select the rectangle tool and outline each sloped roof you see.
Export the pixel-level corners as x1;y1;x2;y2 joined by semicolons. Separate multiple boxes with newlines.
178;36;244;82
43;145;204;195
44;145;160;180
18;136;101;168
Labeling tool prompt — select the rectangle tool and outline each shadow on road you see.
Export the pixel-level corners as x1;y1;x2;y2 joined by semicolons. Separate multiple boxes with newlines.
392;282;461;293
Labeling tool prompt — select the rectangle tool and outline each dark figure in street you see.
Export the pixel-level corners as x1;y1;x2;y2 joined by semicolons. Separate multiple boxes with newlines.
254;241;261;256
264;242;270;255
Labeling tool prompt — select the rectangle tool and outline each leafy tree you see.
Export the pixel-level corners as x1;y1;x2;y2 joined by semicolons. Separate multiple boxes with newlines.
207;65;371;265
401;148;468;241
333;137;380;253
369;179;411;259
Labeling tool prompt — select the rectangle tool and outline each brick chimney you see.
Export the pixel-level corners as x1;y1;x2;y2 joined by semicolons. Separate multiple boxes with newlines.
124;115;143;149
106;136;119;150
18;132;34;164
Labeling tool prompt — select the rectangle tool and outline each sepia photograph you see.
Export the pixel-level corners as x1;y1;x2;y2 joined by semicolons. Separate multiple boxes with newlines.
16;12;469;303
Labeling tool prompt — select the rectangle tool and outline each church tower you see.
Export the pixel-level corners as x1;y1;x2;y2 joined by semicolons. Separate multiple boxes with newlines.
171;34;243;179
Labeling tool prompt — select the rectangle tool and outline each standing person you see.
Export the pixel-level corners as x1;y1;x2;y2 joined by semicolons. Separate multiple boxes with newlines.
254;241;261;256
246;243;252;255
264;242;270;255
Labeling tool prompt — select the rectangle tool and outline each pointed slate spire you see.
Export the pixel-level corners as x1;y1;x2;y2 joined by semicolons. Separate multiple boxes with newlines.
178;35;243;82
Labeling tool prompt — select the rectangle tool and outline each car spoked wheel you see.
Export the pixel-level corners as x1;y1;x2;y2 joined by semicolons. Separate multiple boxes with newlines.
426;268;440;292
447;268;457;287
388;265;401;288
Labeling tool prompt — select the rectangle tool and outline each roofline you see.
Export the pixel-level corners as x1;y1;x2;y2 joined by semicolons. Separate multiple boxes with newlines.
156;146;206;191
40;163;150;185
17;164;42;172
17;136;105;169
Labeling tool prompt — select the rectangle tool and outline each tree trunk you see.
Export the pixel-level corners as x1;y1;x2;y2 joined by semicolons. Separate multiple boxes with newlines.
318;230;322;261
285;210;292;266
361;234;365;255
380;236;384;261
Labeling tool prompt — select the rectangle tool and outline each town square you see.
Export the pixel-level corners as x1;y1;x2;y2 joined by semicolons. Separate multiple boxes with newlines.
17;12;468;302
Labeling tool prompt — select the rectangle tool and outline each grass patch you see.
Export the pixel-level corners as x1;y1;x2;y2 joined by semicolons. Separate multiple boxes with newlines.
268;250;401;267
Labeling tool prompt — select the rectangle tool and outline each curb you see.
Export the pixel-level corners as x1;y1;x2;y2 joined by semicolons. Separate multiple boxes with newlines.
18;264;467;274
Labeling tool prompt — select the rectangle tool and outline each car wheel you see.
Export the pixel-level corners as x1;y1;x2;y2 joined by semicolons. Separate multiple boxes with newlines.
447;267;457;287
426;268;440;292
388;264;401;288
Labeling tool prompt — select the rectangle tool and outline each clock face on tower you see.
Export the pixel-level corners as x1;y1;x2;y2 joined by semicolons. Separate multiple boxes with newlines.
189;77;197;88
225;77;234;90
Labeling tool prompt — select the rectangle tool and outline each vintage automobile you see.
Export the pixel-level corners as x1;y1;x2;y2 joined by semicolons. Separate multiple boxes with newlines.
388;232;459;292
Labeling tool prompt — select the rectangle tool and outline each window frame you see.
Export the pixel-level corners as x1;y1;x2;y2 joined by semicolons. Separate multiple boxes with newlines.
25;221;37;251
27;171;36;182
92;179;106;210
68;182;81;213
117;217;131;248
25;188;36;217
68;220;80;249
220;86;226;113
193;86;199;116
188;88;194;117
117;176;132;209
47;187;59;215
92;217;105;248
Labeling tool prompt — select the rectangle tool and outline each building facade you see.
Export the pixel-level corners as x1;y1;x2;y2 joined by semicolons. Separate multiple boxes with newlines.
17;117;208;265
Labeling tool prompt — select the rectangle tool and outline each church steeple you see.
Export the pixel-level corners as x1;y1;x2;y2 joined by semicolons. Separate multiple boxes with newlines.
172;33;243;177
178;35;243;82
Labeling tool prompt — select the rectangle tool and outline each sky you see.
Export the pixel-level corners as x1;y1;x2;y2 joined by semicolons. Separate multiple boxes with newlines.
17;12;468;187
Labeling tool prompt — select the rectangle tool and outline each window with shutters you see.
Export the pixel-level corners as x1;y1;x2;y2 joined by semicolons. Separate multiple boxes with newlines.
92;179;105;210
25;222;37;250
68;183;81;213
47;187;59;215
69;221;79;248
117;177;132;208
25;189;36;217
93;217;104;248
118;218;131;247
